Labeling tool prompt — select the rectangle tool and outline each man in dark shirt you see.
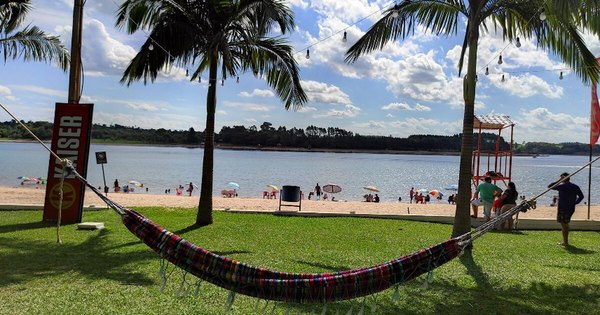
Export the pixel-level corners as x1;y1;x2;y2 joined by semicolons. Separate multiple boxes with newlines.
548;172;584;246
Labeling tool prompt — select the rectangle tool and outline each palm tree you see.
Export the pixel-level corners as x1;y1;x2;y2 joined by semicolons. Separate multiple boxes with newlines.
0;0;69;70
346;0;600;237
116;0;307;225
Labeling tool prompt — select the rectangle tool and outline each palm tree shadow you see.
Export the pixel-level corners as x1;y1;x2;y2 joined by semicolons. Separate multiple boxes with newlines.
458;247;493;290
0;228;157;287
173;224;205;235
0;221;53;234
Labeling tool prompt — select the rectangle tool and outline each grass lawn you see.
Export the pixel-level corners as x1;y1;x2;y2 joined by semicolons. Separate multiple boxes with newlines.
0;208;599;314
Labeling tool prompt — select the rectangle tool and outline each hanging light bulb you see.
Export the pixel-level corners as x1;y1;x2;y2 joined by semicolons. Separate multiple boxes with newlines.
501;74;505;82
391;5;399;18
485;67;489;75
185;69;189;77
559;72;564;80
342;31;347;43
539;9;546;21
305;49;310;59
148;42;154;51
497;55;503;65
475;75;478;82
221;79;224;86
198;77;201;83
236;76;240;83
515;37;521;48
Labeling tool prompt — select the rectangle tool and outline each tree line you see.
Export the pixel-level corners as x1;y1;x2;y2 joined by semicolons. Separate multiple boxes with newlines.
1;120;598;155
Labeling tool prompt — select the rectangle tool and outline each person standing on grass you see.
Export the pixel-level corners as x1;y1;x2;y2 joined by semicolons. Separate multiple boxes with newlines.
548;172;584;247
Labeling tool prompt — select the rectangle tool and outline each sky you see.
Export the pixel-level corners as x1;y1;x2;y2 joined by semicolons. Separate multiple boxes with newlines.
1;0;600;144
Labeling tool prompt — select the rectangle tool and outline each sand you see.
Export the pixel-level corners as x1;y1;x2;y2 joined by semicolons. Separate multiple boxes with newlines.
1;186;598;221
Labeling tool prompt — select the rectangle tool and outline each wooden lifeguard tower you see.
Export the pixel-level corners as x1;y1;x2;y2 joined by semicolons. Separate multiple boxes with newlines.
472;114;515;187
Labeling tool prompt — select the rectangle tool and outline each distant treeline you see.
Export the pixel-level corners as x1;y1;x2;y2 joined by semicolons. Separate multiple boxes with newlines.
1;120;598;155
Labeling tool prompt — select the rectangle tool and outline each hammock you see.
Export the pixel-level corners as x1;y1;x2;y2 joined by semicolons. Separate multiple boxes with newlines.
123;207;461;303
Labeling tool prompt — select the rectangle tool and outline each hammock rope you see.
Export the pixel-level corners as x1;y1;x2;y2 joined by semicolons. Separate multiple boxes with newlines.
3;101;599;305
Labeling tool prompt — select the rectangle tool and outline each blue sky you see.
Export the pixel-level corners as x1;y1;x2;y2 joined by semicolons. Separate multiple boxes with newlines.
1;0;599;143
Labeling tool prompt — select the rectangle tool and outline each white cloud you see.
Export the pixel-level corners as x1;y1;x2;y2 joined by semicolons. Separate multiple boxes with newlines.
487;73;563;99
239;89;275;98
12;85;65;98
514;108;589;143
223;101;271;112
317;104;361;118
302;80;352;105
382;102;431;111
81;19;138;76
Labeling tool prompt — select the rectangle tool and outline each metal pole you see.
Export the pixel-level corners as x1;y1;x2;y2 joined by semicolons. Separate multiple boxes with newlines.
588;146;592;220
101;164;108;197
68;0;84;103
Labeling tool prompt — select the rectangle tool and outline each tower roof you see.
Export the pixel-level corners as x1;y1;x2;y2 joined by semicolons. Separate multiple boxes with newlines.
474;114;514;130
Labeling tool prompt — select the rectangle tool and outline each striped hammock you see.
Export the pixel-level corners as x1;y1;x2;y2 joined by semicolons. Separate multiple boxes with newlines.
122;208;462;304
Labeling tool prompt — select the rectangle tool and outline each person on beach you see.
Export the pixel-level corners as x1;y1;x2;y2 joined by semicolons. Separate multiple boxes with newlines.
114;179;120;192
314;183;321;200
548;173;584;246
498;182;518;230
472;176;502;222
409;187;415;203
187;182;194;196
374;194;380;203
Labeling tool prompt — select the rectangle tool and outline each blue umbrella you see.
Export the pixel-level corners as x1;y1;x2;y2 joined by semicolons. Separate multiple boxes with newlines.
227;182;240;190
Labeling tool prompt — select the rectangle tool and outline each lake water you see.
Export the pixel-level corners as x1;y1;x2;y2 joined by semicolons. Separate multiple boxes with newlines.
1;142;599;205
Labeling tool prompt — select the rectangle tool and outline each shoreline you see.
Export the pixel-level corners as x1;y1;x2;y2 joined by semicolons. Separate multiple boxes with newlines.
1;139;539;156
2;186;598;221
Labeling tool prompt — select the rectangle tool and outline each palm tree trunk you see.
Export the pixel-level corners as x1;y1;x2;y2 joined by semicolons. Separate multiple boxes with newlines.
452;17;480;238
196;55;218;226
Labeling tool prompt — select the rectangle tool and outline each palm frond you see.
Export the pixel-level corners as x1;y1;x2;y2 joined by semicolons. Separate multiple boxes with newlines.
0;26;69;70
0;0;31;33
345;0;462;64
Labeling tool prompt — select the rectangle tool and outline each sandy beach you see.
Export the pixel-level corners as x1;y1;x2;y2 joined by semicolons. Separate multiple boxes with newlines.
1;186;599;221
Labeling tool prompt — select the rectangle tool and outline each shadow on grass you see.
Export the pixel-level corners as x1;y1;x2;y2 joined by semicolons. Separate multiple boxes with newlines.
0;228;157;287
564;244;596;255
0;221;54;234
172;224;205;235
282;248;600;314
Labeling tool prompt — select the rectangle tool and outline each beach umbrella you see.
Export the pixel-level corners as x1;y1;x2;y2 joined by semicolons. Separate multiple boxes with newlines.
227;182;240;190
363;186;380;193
429;190;443;198
417;188;429;194
18;176;35;182
266;184;279;192
37;177;47;184
445;184;459;191
128;180;142;187
323;183;342;194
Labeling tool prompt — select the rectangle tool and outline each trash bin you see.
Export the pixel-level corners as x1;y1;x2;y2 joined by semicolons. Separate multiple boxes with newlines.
279;185;301;211
281;185;301;202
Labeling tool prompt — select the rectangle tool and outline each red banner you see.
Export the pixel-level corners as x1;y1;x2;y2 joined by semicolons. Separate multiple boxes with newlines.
43;103;94;223
592;57;600;147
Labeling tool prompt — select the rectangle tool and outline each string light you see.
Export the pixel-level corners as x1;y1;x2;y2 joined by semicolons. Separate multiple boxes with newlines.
497;55;503;65
305;49;310;59
515;37;521;48
221;79;224;86
501;74;505;82
342;31;347;43
185;69;189;77
236;76;240;83
539;9;547;21
148;42;154;51
559;72;563;80
485;67;489;75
